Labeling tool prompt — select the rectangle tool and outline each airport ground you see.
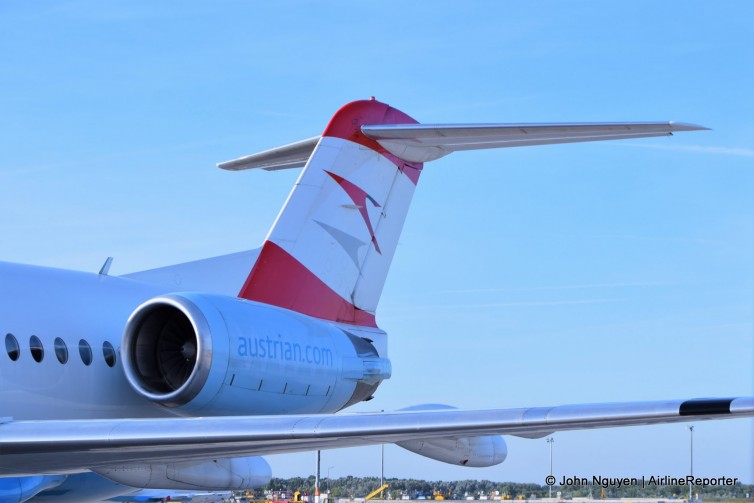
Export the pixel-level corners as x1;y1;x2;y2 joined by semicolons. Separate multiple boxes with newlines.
233;477;754;503
234;497;753;503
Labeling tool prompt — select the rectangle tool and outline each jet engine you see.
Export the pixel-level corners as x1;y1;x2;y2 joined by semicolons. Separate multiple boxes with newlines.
121;293;391;415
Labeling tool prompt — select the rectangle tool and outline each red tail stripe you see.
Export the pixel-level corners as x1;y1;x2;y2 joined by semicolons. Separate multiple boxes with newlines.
238;241;378;328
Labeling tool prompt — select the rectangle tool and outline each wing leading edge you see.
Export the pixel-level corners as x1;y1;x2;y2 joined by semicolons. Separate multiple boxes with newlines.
1;397;750;476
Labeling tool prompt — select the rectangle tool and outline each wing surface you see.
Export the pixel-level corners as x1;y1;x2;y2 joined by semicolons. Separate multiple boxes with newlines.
1;397;750;476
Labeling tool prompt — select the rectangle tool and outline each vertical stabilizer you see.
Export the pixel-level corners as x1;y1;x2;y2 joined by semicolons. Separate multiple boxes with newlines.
238;100;423;327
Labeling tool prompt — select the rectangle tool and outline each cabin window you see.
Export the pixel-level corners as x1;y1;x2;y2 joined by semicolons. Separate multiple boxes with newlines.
54;337;69;364
103;341;116;367
29;335;44;362
5;333;20;361
79;339;92;366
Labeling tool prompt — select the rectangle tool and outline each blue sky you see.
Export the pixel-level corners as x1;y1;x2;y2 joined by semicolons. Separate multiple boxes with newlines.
1;0;752;486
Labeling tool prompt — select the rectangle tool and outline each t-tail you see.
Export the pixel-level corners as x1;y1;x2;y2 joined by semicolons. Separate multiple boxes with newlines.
220;98;707;330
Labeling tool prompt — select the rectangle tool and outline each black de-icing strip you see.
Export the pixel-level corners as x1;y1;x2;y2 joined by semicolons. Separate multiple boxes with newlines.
679;399;734;416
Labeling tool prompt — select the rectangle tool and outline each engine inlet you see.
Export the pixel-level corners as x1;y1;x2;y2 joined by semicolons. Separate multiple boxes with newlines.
122;295;212;407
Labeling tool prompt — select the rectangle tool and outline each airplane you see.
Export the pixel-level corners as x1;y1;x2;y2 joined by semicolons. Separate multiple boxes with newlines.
1;98;751;503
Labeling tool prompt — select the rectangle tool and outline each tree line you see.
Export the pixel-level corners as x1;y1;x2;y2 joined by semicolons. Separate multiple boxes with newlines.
265;476;753;500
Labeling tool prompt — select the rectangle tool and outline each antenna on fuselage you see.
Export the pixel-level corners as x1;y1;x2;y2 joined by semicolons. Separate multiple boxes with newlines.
98;257;114;276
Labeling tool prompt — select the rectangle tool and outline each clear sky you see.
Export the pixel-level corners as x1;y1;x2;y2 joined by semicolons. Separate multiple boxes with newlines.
1;0;752;486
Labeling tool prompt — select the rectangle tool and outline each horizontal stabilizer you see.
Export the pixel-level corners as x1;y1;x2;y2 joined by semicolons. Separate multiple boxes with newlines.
362;122;709;162
217;122;707;170
218;136;319;171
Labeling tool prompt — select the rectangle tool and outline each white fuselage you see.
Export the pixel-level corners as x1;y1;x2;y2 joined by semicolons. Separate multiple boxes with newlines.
0;262;171;420
0;260;391;422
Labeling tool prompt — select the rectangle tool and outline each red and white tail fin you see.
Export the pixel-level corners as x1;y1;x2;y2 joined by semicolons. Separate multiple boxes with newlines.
224;99;706;328
238;100;422;327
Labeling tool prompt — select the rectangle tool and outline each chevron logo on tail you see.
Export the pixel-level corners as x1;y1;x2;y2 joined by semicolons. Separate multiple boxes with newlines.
324;170;382;254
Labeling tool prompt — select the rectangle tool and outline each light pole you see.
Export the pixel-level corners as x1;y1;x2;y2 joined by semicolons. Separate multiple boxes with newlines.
380;410;386;500
315;451;321;503
380;443;385;489
688;426;694;501
547;437;554;499
327;466;334;491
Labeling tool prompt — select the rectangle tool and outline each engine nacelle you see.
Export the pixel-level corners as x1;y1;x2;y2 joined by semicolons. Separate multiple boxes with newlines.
93;456;271;491
395;404;507;467
122;293;391;415
397;436;507;467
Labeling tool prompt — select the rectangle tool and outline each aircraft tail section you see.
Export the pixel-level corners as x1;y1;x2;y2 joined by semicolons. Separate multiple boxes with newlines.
228;100;707;328
238;100;423;327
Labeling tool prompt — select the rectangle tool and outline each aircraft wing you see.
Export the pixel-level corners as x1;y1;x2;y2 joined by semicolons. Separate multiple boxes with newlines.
217;122;707;170
1;397;751;476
